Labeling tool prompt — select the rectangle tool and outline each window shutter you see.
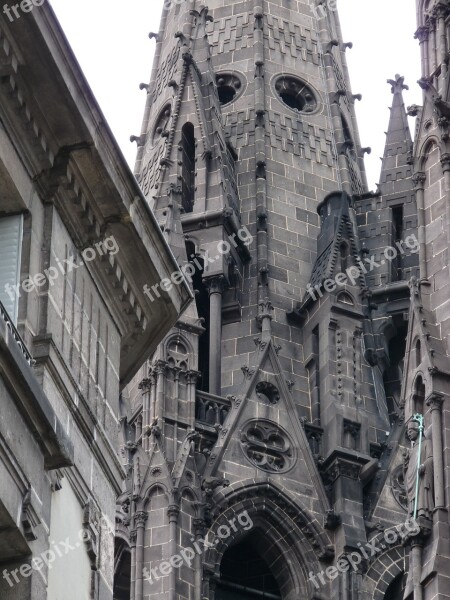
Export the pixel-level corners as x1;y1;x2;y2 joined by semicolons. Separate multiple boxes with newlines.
0;214;23;324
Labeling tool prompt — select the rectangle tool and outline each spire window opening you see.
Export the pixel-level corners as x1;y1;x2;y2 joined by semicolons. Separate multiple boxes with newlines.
218;85;237;105
340;113;356;159
415;339;422;367
392;205;404;280
216;73;244;107
113;541;131;600
216;536;282;600
383;317;407;423
186;241;209;391
413;376;425;415
181;123;196;213
384;573;405;600
274;76;318;114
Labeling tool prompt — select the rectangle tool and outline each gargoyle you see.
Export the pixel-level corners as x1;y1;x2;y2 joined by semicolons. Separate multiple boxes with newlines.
418;77;450;118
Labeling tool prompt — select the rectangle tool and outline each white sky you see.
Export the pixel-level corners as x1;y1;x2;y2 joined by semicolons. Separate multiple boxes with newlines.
49;0;421;190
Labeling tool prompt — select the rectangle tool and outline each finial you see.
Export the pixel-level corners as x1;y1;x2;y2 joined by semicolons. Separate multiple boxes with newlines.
387;74;409;94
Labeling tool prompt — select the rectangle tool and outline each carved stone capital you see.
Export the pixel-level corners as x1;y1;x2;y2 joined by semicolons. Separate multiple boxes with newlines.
426;392;444;411
432;2;450;20
205;275;226;295
168;505;180;521
134;511;148;528
412;172;426;189
186;369;201;384
256;296;274;326
153;359;168;376
441;153;450;171
138;377;153;391
193;518;207;535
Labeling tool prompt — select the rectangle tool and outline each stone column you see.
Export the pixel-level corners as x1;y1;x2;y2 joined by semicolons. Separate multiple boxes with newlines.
130;529;137;600
441;154;450;254
435;4;448;84
187;370;200;424
257;296;273;342
172;367;181;462
134;511;148;600
411;539;423;600
193;519;206;600
154;360;167;424
205;276;225;396
429;17;437;73
426;393;445;509
412;172;427;282
415;25;430;79
168;505;180;600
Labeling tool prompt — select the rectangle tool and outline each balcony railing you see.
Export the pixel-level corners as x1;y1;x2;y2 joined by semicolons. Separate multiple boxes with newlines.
195;391;231;427
0;300;34;366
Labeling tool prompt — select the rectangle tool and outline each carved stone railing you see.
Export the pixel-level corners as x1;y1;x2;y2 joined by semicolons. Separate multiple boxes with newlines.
195;391;231;426
0;300;34;366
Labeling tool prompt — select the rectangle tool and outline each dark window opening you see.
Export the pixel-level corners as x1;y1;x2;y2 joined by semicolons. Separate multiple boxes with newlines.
216;536;282;600
186;242;209;391
385;573;405;600
216;74;243;106
341;115;352;144
392;205;404;281
383;317;407;423
392;205;404;241
113;541;131;600
415;339;422;367
181;123;195;213
308;325;321;426
280;90;306;112
414;376;425;415
218;85;237;105
275;76;317;114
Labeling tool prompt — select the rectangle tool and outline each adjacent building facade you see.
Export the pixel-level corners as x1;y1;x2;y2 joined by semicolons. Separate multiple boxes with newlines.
116;0;450;600
0;4;191;600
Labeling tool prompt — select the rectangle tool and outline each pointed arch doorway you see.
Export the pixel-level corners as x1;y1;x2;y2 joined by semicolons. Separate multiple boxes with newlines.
215;532;283;600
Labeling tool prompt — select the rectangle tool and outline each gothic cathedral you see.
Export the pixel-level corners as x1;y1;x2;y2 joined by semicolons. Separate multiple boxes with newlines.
115;1;450;599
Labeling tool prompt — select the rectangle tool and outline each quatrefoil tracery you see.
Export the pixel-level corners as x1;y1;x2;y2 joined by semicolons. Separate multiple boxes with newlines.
241;420;295;473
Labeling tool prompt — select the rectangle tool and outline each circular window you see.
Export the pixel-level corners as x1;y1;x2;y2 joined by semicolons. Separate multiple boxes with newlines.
240;420;295;473
216;73;244;106
274;76;318;114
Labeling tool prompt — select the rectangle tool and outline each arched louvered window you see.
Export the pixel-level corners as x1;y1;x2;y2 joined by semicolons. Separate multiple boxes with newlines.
181;123;195;213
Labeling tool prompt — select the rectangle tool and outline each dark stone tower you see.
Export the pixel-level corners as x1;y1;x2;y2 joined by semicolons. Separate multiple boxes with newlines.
114;1;450;600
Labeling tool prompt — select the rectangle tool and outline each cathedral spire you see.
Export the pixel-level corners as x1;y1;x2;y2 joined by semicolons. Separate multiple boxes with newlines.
378;74;413;191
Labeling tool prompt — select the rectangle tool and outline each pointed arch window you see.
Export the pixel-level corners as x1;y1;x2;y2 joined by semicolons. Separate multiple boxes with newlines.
181;123;195;213
413;376;425;415
415;339;422;367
